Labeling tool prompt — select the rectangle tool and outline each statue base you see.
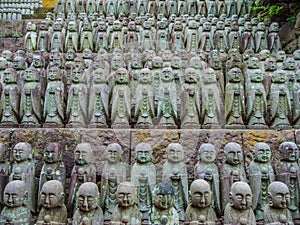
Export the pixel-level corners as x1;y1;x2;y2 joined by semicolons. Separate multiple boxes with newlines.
225;124;246;129
0;122;19;128
202;124;222;129
157;124;178;129
88;123;108;128
247;124;268;129
135;124;154;129
181;124;201;129
111;124;131;129
43;123;64;128
19;123;41;128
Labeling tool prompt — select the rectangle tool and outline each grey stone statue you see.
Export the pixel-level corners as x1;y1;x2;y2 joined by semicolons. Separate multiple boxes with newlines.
24;22;37;52
293;69;300;128
184;179;217;225
220;142;247;212
248;142;275;220
37;180;67;225
0;180;31;225
0;144;9;211
150;181;179;225
110;182;142;225
72;182;103;225
10;142;35;214
274;142;300;219
263;181;294;225
223;182;256;225
163;143;188;222
194;143;221;216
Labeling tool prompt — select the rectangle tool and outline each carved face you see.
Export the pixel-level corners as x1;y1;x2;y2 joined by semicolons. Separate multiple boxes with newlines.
228;68;242;83
138;69;152;84
24;68;38;82
2;50;13;62
153;182;174;209
250;69;263;82
259;50;270;61
3;68;17;84
203;22;211;31
131;58;142;69
270;22;279;32
152;57;163;68
66;50;75;60
293;50;300;59
199;144;216;163
190;180;212;208
225;142;243;165
284;58;296;70
254;143;271;163
75;143;92;165
272;70;286;83
264;58;276;71
106;143;122;163
93;69;106;83
276;51;286;62
13;57;26;70
43;143;60;164
113;20;121;30
216;21;225;30
171;57;181;69
115;68;129;84
83;49;93;59
116;182;136;208
77;183;98;212
73;68;85;83
204;68;217;83
135;143;152;164
230;182;252;210
167;143;184;163
184;68;197;83
0;57;7;70
40;181;64;209
268;182;290;209
32;55;43;68
161;68;174;82
111;56;124;70
4;181;27;208
257;22;265;31
279;142;299;162
48;67;60;81
13;143;31;162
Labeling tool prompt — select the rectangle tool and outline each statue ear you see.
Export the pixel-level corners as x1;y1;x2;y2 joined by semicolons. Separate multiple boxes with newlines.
229;192;233;206
23;191;28;206
268;192;273;206
59;193;65;206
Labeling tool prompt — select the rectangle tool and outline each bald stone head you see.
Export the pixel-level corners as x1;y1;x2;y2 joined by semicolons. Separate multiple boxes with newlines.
268;181;290;209
229;181;252;210
190;179;212;209
4;180;27;208
40;180;64;209
77;182;99;212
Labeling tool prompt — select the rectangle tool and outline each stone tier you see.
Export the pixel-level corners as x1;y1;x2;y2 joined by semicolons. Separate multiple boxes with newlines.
1;128;299;180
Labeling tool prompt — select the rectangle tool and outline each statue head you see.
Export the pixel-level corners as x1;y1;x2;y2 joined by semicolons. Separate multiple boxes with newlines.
153;181;174;209
13;56;27;70
272;70;286;84
227;68;242;83
198;143;216;164
296;69;300;82
131;57;142;70
24;67;39;82
115;68;129;84
83;49;93;60
257;22;266;31
184;68;198;83
224;142;243;165
171;56;182;69
264;57;277;71
40;180;64;209
259;50;271;61
249;69;263;82
190;179;212;209
92;68;106;83
229;181;252;210
166;143;184;163
137;68;152;84
106;143;122;164
0;57;8;70
43;142;61;164
1;50;13;62
74;143;93;165
72;67;86;83
247;57;259;69
293;49;300;60
269;22;279;32
160;67;174;82
3;68;17;84
4;180;27;208
135;142;152;164
32;52;44;68
279;142;299;162
47;66;61;81
268;181;290;209
276;50;286;62
152;56;163;68
203;21;211;31
283;57;296;70
189;57;203;70
203;68;217;84
76;182;99;212
116;182;136;208
216;21;225;30
253;142;271;163
111;56;125;70
13;142;32;162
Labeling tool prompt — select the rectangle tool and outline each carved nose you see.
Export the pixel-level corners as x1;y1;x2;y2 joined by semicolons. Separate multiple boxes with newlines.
83;197;88;210
7;195;13;203
45;195;50;204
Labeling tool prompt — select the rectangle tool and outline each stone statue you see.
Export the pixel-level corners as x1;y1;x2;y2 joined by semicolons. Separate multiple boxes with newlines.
269;70;291;128
245;67;268;128
201;68;224;128
228;21;241;51
95;20;108;51
157;68;178;128
101;143;127;221
50;21;65;52
111;68;131;128
248;142;274;220
293;69;300;128
37;180;67;225
194;144;221;216
150;181;179;225
80;19;94;52
171;21;184;52
263;57;277;96
39;142;66;206
0;68;20;127
223;182;256;225
274;142;300;219
263;181;294;225
163;143;188;221
0;180;31;225
241;21;254;52
134;68;155;128
65;21;79;52
180;68;201;128
0;144;9;211
110;182;142;225
20;67;42;127
267;22;281;53
66;67;88;127
72;182;103;225
24;22;37;52
283;57;297;105
109;20;123;52
255;22;268;53
10;142;35;213
199;22;214;52
220;142;247;212
224;68;245;128
68;143;96;215
88;68;109;128
43;66;65;128
37;20;51;52
185;20;199;53
185;179;217;225
213;20;228;53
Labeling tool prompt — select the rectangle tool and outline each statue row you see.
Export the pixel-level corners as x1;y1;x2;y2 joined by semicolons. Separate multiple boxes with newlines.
24;12;281;53
54;0;254;18
0;140;299;224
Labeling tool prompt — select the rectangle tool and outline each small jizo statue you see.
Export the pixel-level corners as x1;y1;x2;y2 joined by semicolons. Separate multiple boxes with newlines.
110;182;142;225
194;143;220;216
220;142;247;212
72;182;104;225
0;144;9;211
150;181;179;225
263;181;294;225
184;179;217;225
275;142;300;219
248;142;274;221
163;143;188;221
224;182;256;225
37;180;67;225
68;143;96;214
0;180;31;225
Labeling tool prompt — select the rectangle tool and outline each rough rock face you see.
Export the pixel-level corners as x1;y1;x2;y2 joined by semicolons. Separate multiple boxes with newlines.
2;128;298;184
